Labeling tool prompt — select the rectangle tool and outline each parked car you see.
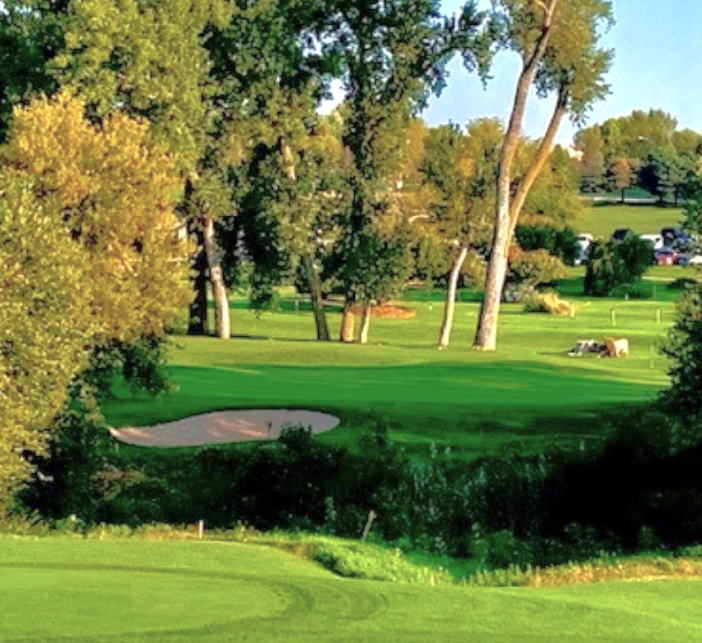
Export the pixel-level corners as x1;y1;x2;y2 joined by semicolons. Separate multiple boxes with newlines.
687;254;702;266
612;228;633;242
654;248;677;266
640;234;664;250
574;233;593;265
661;227;692;246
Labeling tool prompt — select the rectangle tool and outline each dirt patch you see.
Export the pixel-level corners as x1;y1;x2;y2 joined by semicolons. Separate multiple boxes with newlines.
349;304;416;319
109;409;340;448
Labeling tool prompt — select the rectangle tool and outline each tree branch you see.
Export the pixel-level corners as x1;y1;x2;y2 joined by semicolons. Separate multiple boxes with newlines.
509;85;569;231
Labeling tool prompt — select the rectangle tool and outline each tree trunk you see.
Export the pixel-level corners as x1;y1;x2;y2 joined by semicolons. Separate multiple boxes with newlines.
340;303;356;343
473;3;560;351
188;223;208;335
474;215;512;351
438;246;468;349
203;216;230;339
358;302;371;345
302;254;330;341
621;187;626;203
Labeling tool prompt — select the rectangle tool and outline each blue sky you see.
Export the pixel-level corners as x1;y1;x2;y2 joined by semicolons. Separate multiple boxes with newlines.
422;0;702;143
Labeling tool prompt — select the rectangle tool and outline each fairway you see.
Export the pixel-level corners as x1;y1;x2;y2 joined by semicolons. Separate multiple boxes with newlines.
102;276;677;456
3;538;702;642
580;203;684;239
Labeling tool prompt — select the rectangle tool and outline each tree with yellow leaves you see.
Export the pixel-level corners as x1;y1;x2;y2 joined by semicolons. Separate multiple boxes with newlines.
0;93;190;508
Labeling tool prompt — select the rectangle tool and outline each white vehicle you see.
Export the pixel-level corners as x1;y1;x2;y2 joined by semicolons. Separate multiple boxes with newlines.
574;233;593;265
640;234;664;250
687;254;702;266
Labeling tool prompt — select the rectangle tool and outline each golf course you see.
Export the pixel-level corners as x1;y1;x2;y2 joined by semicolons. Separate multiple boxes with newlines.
3;537;702;642
3;0;702;630
5;204;701;642
102;259;682;458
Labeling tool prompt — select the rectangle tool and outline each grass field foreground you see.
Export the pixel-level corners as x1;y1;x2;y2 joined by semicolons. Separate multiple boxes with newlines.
3;537;702;642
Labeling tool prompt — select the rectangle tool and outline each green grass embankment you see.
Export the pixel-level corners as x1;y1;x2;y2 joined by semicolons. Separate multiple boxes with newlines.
4;534;702;642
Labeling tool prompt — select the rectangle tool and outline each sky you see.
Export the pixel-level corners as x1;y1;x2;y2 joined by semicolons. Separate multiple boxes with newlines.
422;0;702;144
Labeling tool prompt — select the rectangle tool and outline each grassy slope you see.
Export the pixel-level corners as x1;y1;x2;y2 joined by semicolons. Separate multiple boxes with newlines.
102;267;688;457
2;537;702;642
579;203;684;239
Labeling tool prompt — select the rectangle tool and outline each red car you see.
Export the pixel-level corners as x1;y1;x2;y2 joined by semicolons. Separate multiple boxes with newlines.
654;248;676;266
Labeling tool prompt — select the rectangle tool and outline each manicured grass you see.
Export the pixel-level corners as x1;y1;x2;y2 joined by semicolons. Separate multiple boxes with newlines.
3;537;702;642
100;267;688;458
579;202;684;239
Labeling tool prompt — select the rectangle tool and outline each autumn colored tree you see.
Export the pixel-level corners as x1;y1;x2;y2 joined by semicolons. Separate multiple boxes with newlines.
0;94;190;507
607;158;636;202
56;0;233;338
473;0;613;351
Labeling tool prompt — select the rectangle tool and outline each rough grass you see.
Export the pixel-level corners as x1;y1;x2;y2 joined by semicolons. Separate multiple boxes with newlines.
4;534;702;642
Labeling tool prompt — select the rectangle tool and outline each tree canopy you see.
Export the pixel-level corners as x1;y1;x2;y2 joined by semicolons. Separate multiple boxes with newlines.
0;94;190;506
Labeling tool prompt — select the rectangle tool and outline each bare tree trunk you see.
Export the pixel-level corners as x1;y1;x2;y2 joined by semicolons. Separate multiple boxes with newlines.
340;303;356;343
438;246;468;349
473;0;560;351
188;223;209;335
358;302;371;345
302;254;330;341
203;216;230;339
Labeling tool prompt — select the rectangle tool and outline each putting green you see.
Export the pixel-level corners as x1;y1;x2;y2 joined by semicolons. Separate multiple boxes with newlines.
3;538;702;642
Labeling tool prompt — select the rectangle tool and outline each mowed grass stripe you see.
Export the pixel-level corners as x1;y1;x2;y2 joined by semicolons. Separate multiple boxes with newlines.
2;539;702;642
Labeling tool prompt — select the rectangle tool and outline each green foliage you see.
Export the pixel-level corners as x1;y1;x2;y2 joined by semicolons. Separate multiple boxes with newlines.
0;94;189;510
0;177;91;509
584;234;653;296
327;0;490;307
576;109;702;200
505;249;568;301
667;277;699;291
660;283;702;439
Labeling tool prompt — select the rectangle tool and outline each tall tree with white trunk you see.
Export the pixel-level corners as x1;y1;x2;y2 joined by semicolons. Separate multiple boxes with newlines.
473;0;613;350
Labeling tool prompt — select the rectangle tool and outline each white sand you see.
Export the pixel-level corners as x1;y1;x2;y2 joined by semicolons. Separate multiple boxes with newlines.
109;409;340;448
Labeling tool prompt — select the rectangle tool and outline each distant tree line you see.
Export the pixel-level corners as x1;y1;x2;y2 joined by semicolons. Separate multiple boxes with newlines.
575;108;702;204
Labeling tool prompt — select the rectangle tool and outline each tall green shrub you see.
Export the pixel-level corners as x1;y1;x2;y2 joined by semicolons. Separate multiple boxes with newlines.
584;234;653;296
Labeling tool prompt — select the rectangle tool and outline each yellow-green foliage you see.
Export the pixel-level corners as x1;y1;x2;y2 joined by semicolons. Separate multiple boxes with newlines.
0;180;93;504
524;291;576;316
0;94;191;507
468;555;702;588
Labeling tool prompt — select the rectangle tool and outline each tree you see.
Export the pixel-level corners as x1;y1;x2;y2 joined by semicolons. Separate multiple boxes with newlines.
639;147;689;205
422;120;498;348
320;0;491;343
0;0;70;141
583;234;652;297
607;157;636;202
205;0;345;342
473;0;613;351
574;125;606;192
659;284;702;448
0;94;189;507
56;0;233;338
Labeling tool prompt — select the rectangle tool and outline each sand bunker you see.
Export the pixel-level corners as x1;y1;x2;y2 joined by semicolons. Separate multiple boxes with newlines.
109;409;340;448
